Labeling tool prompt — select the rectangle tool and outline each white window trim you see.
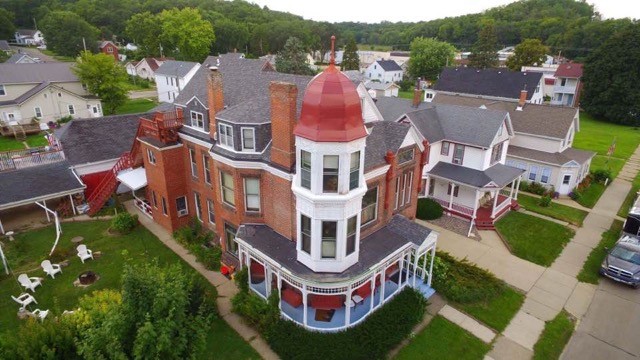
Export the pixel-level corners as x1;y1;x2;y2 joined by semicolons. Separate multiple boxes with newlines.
241;127;256;152
207;199;215;224
243;177;261;213
176;196;188;217
541;168;551;184
189;110;206;131
34;106;42;118
220;171;235;207
68;104;75;115
147;148;156;165
203;153;211;185
361;186;378;226
219;123;234;148
0;84;6;97
529;166;539;181
189;148;198;178
194;192;202;222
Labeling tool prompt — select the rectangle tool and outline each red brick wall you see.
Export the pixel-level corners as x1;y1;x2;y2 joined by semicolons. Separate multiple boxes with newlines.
269;82;297;170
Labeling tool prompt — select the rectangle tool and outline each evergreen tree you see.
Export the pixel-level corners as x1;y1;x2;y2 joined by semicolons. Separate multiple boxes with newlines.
275;37;314;75
582;24;640;125
468;20;499;69
341;37;360;71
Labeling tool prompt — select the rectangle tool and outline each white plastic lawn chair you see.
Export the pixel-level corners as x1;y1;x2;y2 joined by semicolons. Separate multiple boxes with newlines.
41;260;62;279
11;293;37;310
17;274;42;292
30;309;50;321
76;244;93;263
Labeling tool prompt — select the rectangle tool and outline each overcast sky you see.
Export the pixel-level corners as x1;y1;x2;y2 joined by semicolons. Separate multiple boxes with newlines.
248;0;638;23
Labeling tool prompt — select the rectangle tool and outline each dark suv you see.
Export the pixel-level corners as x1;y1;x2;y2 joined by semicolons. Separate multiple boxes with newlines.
600;234;640;287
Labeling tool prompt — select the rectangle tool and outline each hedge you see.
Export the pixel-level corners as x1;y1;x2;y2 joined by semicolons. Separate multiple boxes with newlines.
416;198;443;220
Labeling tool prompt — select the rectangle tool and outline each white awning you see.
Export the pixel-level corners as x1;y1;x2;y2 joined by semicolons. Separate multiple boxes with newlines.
117;167;147;191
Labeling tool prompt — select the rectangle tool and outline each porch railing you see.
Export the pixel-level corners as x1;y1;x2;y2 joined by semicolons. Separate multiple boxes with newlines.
493;197;512;216
430;197;474;216
0;149;65;172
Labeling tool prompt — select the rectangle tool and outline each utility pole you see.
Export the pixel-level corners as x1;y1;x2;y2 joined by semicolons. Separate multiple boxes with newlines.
82;37;87;52
33;17;38;30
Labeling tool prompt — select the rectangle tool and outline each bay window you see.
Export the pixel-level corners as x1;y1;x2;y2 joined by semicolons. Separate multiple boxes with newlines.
349;151;360;190
323;155;339;193
301;215;311;255
321;221;337;259
220;171;235;207
301;150;311;190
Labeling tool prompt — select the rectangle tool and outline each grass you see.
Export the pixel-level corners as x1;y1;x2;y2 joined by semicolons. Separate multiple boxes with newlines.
518;194;588;226
0;136;26;151
533;310;576;360
618;172;640;218
574;182;606;208
590;155;625;180
357;44;393;51
496;212;575;266
40;49;76;62
456;286;524;332
574;112;640;160
114;98;158;115
577;220;624;284
395;316;491;360
25;133;49;148
0;220;258;359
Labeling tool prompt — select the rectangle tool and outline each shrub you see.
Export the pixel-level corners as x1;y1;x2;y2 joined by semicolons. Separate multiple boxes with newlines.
431;252;503;304
539;195;552;207
527;181;547;195
57;115;73;124
592;169;611;184
110;212;138;234
416;198;443;220
190;244;222;271
49;247;75;263
234;267;249;294
569;190;582;201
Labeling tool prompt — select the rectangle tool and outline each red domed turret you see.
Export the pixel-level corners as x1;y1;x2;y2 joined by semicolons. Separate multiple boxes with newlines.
294;36;367;142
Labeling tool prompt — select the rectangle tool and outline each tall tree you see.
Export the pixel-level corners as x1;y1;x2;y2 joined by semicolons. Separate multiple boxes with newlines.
408;37;456;81
582;24;640;125
211;18;249;54
39;11;100;57
341;37;360;71
73;51;128;115
275;36;314;75
506;39;549;71
125;12;162;58
157;8;215;62
0;8;15;40
468;20;499;69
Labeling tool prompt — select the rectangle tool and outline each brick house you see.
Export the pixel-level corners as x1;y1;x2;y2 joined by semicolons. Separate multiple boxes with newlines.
93;43;438;331
98;41;119;62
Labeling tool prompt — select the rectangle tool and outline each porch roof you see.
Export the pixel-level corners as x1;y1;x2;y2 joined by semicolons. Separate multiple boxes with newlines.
428;162;524;189
236;215;436;283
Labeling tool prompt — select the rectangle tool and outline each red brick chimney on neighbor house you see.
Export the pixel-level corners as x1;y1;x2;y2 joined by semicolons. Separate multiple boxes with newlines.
269;81;298;170
517;89;528;109
207;66;225;139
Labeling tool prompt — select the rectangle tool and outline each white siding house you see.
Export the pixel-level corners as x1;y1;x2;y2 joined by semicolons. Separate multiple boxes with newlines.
365;60;403;84
155;61;201;103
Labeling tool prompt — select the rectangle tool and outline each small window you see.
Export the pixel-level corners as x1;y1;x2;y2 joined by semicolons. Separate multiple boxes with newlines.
321;221;337;259
346;216;357;256
219;123;233;148
225;223;238;256
447;183;459;197
203;154;211;185
301;215;311;255
529;166;539;181
190;111;204;130
107;46;113;53
241;127;255;151
68;104;75;115
244;178;260;212
193;192;202;222
220;171;235;207
541;168;551;184
151;191;158;208
0;85;5;96
34;107;42;118
189;148;197;178
176;196;188;216
491;142;503;164
397;148;414;164
441;141;450;155
301;150;311;190
563;174;571;185
161;197;168;215
147;148;156;165
361;186;378;226
323;155;339;193
207;199;215;224
452;144;464;164
349;151;360;190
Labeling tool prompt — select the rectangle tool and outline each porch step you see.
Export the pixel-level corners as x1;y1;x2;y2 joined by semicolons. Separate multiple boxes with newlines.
476;225;496;231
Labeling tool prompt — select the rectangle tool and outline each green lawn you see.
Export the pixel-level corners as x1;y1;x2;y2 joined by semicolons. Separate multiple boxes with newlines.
518;194;588;226
618;172;640;218
395;316;491;360
590;155;625;180
398;90;422;100
114;98;159;115
577;220;624;284
496;212;575;266
0;136;26;151
533;310;576;360
574;112;640;160
574;182;606;208
357;44;393;51
25;133;49;148
0;221;258;359
456;286;524;332
40;49;76;62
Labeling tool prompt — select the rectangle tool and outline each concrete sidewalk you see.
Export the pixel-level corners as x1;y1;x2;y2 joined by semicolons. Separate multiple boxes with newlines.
124;202;278;360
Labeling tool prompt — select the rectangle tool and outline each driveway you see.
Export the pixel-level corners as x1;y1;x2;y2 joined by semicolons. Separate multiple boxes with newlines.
562;280;640;359
9;46;57;62
128;90;158;99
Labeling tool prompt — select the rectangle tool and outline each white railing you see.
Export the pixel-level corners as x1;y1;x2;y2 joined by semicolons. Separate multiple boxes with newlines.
493;197;511;216
134;198;152;218
0;149;65;171
553;85;576;94
431;196;474;216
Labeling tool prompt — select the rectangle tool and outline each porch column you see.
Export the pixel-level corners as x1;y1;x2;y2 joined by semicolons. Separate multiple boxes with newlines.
427;246;436;287
422;252;428;279
380;267;387;303
302;284;308;327
412;253;419;288
509;181;515;199
277;271;282;310
43;200;50;222
472;189;481;219
448;183;455;210
490;190;499;218
398;256;405;288
69;195;77;215
0;219;4;234
345;287;352;326
514;176;521;200
265;264;271;297
369;272;376;312
424;176;431;198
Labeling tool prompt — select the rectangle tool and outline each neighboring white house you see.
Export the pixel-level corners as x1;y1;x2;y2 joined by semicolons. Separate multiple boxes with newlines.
0;63;102;125
551;63;583;107
154;61;200;103
365;60;403;84
521;65;559;99
14;29;44;46
431;93;595;195
5;53;40;64
364;81;400;98
126;57;169;80
125;43;138;51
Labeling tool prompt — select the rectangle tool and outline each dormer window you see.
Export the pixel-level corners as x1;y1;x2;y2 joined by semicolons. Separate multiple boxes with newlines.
241;127;255;151
190;111;204;130
349;151;360;190
397;148;414;164
323;155;339;193
300;151;311;189
219;123;233;148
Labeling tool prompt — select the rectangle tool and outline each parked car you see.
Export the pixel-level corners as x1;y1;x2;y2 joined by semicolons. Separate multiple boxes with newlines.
623;194;640;236
600;234;640;287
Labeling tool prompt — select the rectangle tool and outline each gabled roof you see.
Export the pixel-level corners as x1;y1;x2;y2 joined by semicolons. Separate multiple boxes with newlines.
375;59;403;72
0;63;78;84
554;63;583;78
15;29;39;36
0;40;10;51
155;60;199;77
508;146;595;166
98;40;115;49
56;114;144;166
4;53;37;64
429;161;524;188
364;121;411;171
404;103;508;148
434;67;543;101
365;81;400;91
432;93;578;139
374;96;432;122
0;81;50;106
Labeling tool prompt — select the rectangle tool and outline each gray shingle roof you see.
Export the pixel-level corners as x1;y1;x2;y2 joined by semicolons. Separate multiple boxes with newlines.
56;114;144;165
0;81;49;106
432;93;579;139
434;67;543;101
154;61;199;78
0;161;85;210
364;121;410;171
0;40;10;51
0;63;78;84
508;145;595;166
429;161;524;188
374;96;432;122
405;103;508;148
4;53;36;64
376;59;403;72
236;214;433;282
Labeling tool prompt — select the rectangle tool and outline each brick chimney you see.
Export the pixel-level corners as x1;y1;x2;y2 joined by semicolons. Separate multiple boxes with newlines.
518;89;527;108
207;66;224;139
270;81;298;170
412;77;422;107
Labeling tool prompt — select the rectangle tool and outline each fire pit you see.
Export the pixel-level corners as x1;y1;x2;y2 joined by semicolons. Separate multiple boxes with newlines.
77;271;99;286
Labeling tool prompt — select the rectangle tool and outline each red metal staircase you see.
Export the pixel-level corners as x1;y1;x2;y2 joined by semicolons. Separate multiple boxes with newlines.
85;109;183;216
